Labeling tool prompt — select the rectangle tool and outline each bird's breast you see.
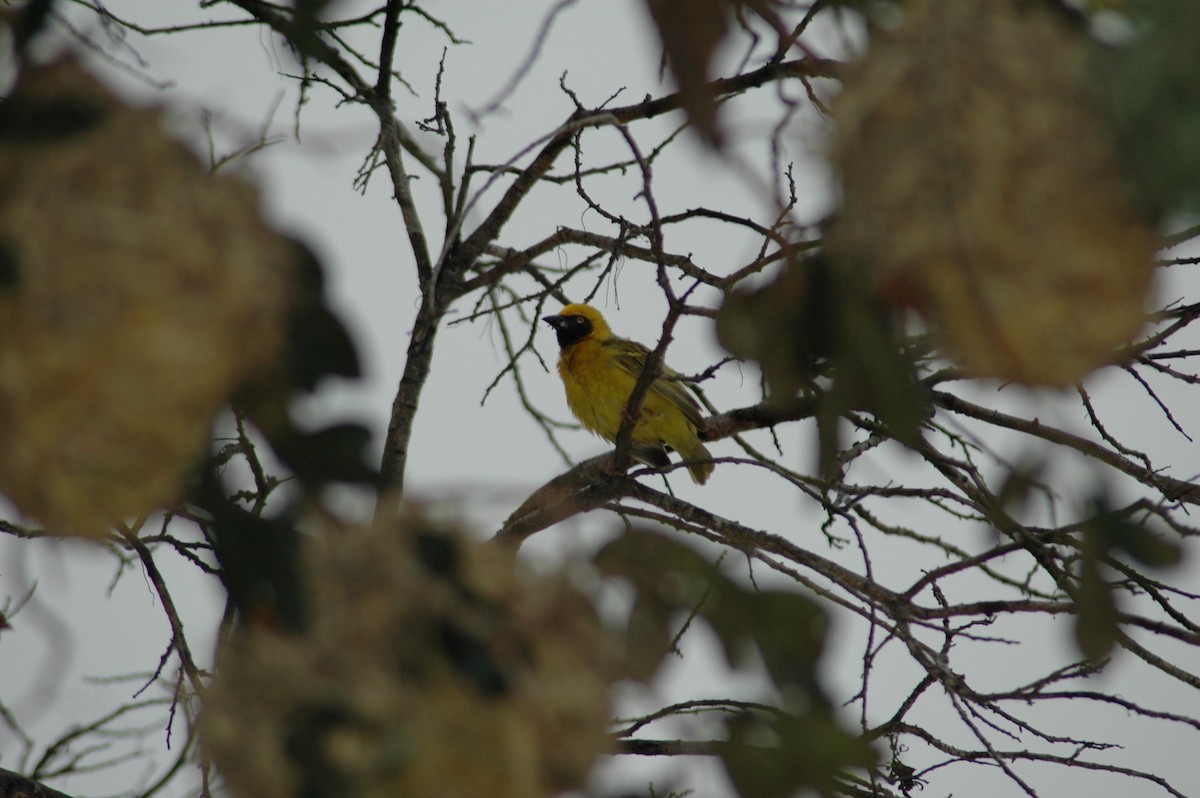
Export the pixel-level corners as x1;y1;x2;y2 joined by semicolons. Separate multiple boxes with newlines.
557;340;634;439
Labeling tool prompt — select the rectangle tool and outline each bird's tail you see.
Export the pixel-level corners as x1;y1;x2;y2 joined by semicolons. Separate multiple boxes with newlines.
677;439;714;485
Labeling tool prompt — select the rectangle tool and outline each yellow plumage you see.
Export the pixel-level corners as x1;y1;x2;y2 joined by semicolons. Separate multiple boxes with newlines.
543;303;714;485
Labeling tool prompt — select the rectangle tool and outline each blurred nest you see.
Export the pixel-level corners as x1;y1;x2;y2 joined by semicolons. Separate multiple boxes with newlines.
828;0;1156;385
202;512;622;798
0;58;291;534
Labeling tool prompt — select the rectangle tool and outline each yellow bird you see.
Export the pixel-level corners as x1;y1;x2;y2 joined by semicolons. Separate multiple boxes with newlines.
543;303;714;484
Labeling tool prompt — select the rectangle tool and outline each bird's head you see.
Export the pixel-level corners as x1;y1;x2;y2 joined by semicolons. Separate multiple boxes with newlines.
542;303;612;348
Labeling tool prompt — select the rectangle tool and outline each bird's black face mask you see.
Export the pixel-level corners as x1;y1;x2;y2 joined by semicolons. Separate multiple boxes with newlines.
543;313;593;349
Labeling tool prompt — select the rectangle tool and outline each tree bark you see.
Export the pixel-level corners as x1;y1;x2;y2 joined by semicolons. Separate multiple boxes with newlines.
0;769;74;798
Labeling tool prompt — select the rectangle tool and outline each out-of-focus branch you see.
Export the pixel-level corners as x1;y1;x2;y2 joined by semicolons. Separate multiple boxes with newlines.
0;768;74;798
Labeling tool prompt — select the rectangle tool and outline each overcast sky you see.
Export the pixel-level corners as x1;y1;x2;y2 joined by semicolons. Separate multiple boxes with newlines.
2;2;1199;797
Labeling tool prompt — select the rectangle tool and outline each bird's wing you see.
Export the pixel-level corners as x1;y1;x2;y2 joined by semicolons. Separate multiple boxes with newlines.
608;338;707;431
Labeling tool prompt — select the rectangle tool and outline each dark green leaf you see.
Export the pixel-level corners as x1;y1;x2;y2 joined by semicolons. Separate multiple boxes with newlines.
829;280;928;447
720;710;876;798
625;594;676;681
438;620;510;697
200;469;310;634
716;255;831;399
1073;496;1182;659
13;0;56;53
995;460;1046;515
271;423;379;487
717;254;929;472
1081;499;1183;568
720;713;797;798
0;96;105;142
1089;0;1200;216
1115;527;1183;568
594;527;722;591
0;239;20;291
595;529;731;676
284;239;361;390
745;591;827;696
597;530;838;705
644;0;728;147
1074;551;1118;661
284;703;360;798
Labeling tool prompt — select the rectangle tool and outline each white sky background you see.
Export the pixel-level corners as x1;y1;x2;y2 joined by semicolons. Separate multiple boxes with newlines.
2;2;1200;797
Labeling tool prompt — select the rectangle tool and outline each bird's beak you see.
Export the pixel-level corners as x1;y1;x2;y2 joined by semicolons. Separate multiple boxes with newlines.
542;314;564;329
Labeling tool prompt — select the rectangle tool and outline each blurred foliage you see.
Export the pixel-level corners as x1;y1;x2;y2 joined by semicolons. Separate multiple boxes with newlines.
827;0;1155;386
596;529;877;796
9;0;54;54
0;92;104;142
721;711;875;798
233;237;375;491
5;2;1196;797
1090;0;1200;218
0;47;373;606
279;239;362;393
203;242;373;630
1073;497;1183;660
642;0;789;147
717;255;928;474
204;514;619;798
198;467;311;634
0;57;297;536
